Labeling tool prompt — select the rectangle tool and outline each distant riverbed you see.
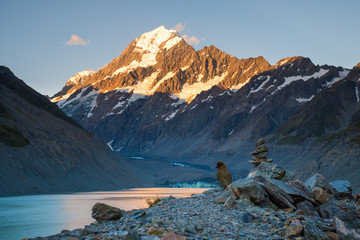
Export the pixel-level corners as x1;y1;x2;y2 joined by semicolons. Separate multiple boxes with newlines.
0;188;208;240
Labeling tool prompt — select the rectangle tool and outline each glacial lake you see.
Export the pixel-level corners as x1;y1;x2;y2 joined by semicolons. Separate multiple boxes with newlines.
0;188;208;240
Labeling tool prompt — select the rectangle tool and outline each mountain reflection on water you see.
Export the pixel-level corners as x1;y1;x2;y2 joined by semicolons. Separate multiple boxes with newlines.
0;188;208;240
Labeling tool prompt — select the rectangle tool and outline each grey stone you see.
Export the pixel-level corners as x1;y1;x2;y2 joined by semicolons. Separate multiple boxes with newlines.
295;200;319;217
329;180;352;194
303;222;329;240
202;186;224;195
91;202;122;222
247;162;286;180
229;178;268;204
184;223;197;234
126;230;141;240
214;190;236;204
224;196;237;209
236;198;255;209
305;173;325;190
334;217;360;240
132;209;146;219
238;212;255;223
312;187;331;204
319;199;360;229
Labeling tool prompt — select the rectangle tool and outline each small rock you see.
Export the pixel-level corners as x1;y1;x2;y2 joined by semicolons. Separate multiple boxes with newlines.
296;200;319;217
152;216;164;226
161;232;187;240
224;196;237;209
334;216;360;240
329;180;352;194
214;190;236;204
229;178;268;204
305;173;325;190
91;202;123;222
85;224;98;234
312;187;331;204
202;186;224;195
132;209;146;219
236;198;254;209
285;218;303;238
247;162;286;180
238;212;255;223
303;222;330;240
325;231;341;240
126;230;141;240
147;226;164;236
184;223;197;234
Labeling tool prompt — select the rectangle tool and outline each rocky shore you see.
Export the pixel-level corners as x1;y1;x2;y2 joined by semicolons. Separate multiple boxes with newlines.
26;162;360;240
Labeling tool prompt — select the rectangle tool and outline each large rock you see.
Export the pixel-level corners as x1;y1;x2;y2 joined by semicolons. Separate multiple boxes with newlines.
254;176;296;209
319;199;360;229
334;217;360;240
296;200;319;217
247;162;285;180
91;202;123;222
287;180;315;204
229;178;268;204
303;222;330;240
305;173;325;190
329;180;352;194
214;190;236;204
312;187;331;204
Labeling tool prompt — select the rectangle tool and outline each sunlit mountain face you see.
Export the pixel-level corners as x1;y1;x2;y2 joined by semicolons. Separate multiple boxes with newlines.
51;26;360;191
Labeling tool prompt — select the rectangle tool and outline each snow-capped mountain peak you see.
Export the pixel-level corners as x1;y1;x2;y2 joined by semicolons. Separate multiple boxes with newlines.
65;70;96;86
134;25;182;53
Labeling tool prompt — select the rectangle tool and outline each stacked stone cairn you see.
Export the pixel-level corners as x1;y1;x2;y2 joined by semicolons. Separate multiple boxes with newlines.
249;138;273;166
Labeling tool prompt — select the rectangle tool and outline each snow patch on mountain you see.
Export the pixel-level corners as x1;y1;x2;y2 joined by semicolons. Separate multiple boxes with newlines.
177;72;228;102
324;69;350;88
293;96;314;102
272;69;329;94
249;76;271;94
356;86;359;102
165;109;179;121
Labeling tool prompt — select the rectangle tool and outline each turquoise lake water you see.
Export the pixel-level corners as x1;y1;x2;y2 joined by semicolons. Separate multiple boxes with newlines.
0;188;207;240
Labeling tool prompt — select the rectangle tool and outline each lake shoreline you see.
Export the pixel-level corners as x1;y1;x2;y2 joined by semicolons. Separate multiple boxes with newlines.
25;184;359;240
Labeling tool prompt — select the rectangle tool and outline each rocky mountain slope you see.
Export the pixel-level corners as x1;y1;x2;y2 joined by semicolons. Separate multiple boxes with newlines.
51;26;360;190
0;66;153;197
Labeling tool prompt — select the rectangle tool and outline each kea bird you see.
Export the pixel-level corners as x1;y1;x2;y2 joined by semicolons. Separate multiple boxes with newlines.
216;161;233;188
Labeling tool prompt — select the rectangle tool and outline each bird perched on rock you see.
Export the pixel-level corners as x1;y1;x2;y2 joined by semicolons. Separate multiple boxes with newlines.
216;161;233;188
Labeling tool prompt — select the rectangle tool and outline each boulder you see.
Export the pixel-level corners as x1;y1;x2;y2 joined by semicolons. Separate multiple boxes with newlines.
334;217;360;240
91;202;123;222
287;180;315;204
329;180;352;194
319;199;360;229
229;178;268;204
214;190;236;204
224;196;237;209
254;176;296;209
247;162;285;180
312;187;331;204
296;200;319;217
303;222;330;240
305;173;325;190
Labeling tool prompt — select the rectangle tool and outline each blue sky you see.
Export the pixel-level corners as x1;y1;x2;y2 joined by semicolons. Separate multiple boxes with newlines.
1;0;360;96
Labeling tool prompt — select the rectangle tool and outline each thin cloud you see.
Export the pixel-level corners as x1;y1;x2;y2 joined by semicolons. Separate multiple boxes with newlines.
66;34;90;46
172;22;186;33
182;35;205;46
